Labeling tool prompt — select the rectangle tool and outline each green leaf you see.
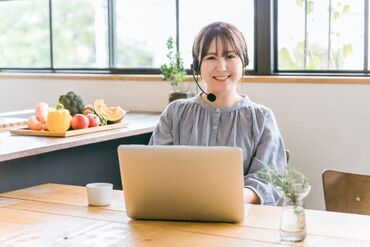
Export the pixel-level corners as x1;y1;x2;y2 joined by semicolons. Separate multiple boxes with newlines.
258;166;310;204
333;11;340;19
297;41;305;51
296;0;304;8
342;5;350;14
160;37;186;92
307;1;314;15
307;54;321;69
279;47;299;70
342;44;353;58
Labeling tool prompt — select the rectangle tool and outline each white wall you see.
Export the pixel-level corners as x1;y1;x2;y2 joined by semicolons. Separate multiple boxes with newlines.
0;78;171;113
2;77;370;210
241;83;370;210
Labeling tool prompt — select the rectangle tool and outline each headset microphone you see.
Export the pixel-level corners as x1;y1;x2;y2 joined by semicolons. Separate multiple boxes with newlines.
191;64;217;102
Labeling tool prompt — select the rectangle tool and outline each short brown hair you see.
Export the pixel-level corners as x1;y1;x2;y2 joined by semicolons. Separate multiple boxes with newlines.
192;22;249;73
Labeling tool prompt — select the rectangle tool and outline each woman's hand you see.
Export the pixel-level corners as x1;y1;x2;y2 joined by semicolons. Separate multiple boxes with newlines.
244;188;261;204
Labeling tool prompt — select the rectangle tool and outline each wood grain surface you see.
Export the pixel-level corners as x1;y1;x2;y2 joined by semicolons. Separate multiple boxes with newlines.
9;121;129;137
0;183;370;246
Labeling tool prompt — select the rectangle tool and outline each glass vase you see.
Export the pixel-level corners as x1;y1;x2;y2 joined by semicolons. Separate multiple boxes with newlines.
279;185;311;242
280;197;306;242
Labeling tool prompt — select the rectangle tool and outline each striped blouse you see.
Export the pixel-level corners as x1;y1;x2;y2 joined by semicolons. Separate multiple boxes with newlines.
149;94;287;205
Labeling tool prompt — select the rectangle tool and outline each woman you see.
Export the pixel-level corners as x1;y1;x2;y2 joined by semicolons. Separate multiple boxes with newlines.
150;22;286;205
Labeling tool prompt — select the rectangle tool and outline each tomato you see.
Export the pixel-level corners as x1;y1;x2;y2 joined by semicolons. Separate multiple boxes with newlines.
86;113;101;127
71;114;89;130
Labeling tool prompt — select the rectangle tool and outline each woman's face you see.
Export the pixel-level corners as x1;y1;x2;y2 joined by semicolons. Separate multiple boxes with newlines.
200;37;243;94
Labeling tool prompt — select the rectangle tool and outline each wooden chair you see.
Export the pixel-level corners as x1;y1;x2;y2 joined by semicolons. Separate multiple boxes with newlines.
322;170;370;215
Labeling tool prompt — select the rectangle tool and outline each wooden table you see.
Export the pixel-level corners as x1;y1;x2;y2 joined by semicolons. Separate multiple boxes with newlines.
0;184;369;246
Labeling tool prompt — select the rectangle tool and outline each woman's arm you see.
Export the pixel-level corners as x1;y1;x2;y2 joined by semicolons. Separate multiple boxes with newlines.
149;105;174;145
244;187;260;204
244;108;287;205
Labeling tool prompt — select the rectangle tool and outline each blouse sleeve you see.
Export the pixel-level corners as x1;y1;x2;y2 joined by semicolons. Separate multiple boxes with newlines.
244;109;287;205
148;104;174;145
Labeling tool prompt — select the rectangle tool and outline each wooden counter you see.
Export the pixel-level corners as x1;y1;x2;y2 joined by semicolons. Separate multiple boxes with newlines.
0;112;160;192
0;112;160;162
1;183;370;246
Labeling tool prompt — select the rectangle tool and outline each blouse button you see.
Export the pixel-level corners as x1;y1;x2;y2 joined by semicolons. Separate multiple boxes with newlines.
213;125;217;130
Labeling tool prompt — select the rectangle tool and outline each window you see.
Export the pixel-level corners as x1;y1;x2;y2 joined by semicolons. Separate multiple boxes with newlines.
0;0;50;68
277;0;365;72
0;0;254;73
1;0;368;75
52;0;109;68
115;0;175;68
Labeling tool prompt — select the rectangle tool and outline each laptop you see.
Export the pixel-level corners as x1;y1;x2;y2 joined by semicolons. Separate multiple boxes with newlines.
117;145;245;223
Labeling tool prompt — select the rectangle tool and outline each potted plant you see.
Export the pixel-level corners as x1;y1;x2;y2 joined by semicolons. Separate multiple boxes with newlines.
259;166;311;242
160;37;192;103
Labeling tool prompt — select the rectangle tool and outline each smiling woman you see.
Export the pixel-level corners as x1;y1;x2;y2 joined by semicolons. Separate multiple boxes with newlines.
192;22;248;108
150;22;288;206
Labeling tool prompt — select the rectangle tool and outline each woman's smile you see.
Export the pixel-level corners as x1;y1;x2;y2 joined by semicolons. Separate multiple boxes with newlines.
213;75;231;81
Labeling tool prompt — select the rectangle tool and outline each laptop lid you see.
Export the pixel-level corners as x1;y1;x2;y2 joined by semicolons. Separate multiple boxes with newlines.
117;145;245;223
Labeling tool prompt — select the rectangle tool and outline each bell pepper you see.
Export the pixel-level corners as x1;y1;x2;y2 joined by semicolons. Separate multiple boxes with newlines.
46;104;71;132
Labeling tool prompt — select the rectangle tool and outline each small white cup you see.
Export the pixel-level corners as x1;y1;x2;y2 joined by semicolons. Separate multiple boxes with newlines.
86;183;113;206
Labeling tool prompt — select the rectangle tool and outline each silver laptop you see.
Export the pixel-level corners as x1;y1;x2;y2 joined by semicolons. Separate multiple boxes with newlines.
117;145;245;223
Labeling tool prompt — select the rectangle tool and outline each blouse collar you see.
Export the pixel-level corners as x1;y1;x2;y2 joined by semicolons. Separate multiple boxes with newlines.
194;93;252;113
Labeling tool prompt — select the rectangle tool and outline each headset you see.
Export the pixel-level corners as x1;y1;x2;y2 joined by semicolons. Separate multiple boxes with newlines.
191;59;216;102
191;47;249;103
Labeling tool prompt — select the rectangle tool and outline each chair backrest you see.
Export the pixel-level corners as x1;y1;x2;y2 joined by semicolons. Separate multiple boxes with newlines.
322;170;370;215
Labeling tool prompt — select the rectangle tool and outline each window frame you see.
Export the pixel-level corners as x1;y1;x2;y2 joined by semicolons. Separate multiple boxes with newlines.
1;0;370;76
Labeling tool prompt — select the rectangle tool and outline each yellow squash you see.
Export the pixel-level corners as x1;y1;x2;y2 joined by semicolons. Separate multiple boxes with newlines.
46;104;71;132
94;99;126;122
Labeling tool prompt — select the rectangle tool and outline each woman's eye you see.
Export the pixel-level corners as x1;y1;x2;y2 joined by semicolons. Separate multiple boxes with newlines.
227;54;236;59
205;56;216;60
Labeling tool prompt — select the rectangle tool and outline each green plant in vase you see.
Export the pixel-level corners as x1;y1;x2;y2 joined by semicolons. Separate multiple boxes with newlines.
160;37;191;102
259;166;311;242
259;166;310;206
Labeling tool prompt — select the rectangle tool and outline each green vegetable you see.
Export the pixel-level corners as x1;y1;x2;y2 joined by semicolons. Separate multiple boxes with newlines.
58;91;85;116
99;116;108;126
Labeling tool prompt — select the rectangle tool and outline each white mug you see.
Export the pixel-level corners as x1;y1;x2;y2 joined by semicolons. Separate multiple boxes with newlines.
86;183;113;206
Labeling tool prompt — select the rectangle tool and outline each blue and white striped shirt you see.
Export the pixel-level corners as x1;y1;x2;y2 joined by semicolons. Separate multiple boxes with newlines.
149;94;287;205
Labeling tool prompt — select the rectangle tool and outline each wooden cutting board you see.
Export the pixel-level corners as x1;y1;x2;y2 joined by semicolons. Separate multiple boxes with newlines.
9;121;129;137
0;117;27;131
